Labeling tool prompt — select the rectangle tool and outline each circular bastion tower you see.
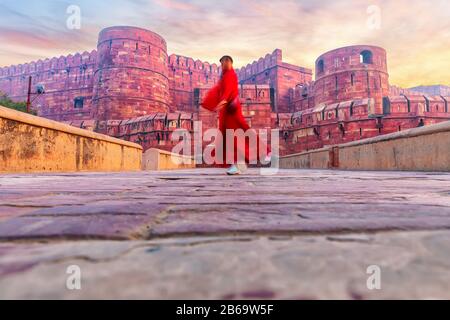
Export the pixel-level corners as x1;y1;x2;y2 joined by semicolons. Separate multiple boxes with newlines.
313;45;389;116
92;26;170;120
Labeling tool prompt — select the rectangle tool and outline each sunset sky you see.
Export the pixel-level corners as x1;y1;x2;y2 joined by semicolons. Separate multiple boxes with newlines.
0;0;449;88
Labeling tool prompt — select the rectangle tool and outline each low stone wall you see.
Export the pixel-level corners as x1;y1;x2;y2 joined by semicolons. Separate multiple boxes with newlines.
0;105;142;173
279;147;332;169
142;148;196;170
337;121;450;171
280;121;450;172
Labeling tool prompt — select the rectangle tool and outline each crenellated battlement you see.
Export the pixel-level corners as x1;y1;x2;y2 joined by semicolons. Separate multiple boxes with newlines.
235;49;312;113
0;50;97;78
168;54;221;75
235;49;282;81
0;27;310;117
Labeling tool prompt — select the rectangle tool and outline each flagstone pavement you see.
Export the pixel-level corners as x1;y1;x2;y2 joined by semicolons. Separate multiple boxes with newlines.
1;168;450;299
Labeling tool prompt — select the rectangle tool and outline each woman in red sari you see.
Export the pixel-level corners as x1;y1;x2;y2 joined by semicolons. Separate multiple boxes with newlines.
201;55;270;175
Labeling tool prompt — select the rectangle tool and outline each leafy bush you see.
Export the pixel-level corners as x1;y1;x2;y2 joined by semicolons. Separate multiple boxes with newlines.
0;91;36;115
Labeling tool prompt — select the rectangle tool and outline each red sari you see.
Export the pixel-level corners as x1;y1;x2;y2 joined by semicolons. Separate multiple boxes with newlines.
201;68;269;165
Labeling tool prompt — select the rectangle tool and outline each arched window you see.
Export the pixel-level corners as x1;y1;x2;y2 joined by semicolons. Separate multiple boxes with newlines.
74;97;84;109
317;60;324;73
382;97;391;115
360;50;373;64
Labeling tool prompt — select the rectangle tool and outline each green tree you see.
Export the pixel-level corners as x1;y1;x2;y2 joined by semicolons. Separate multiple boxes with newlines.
0;91;36;114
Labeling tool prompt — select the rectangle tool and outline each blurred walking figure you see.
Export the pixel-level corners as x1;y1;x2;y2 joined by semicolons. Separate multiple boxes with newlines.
201;55;270;175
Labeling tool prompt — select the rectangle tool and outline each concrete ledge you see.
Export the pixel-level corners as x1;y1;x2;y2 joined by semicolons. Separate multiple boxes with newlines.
340;120;450;148
0;105;142;173
279;147;332;169
280;120;450;172
142;148;196;170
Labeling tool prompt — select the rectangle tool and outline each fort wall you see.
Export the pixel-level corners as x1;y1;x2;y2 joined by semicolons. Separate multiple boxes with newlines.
1;27;449;157
236;49;312;113
0;51;97;121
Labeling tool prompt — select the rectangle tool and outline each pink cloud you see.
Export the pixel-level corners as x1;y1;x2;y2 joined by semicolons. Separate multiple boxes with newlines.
153;0;199;11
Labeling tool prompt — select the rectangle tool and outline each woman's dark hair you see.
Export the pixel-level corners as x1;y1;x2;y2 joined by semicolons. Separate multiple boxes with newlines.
219;55;233;63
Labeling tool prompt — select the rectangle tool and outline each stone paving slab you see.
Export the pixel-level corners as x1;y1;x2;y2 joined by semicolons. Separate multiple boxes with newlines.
1;230;450;299
1;169;450;299
1;169;450;240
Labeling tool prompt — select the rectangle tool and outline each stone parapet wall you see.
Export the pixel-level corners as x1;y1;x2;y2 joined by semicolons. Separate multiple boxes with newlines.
279;120;450;172
142;148;195;170
0;105;142;173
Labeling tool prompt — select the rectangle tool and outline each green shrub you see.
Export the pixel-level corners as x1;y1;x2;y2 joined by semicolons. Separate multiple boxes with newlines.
0;91;36;115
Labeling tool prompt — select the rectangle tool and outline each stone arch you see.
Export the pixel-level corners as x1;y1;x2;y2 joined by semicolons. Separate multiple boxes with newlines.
317;59;324;73
360;50;373;64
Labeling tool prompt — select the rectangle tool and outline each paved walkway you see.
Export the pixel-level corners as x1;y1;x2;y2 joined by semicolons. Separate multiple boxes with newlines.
1;169;450;299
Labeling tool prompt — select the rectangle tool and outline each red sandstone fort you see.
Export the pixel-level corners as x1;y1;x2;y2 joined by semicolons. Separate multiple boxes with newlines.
1;26;449;156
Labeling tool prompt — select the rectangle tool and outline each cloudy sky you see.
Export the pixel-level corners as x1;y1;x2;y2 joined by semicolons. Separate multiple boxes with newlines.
0;0;449;87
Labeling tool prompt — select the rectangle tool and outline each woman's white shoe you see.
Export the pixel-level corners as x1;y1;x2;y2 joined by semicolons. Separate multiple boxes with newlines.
226;164;241;175
264;152;272;163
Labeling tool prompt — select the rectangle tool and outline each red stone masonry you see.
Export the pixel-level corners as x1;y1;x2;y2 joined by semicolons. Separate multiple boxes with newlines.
313;45;389;115
1;27;449;155
235;49;313;113
168;54;221;113
91;26;170;120
0;51;97;121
